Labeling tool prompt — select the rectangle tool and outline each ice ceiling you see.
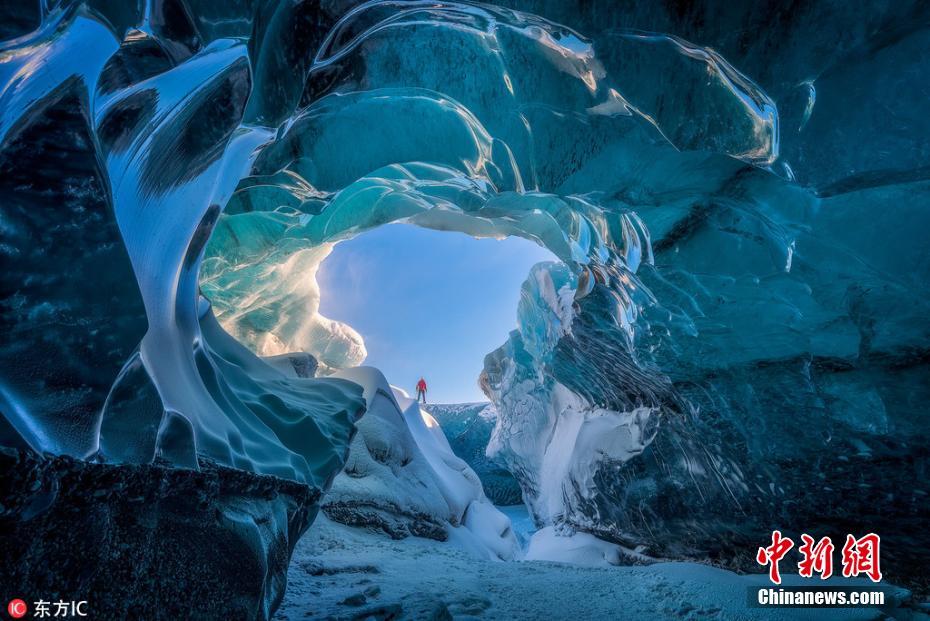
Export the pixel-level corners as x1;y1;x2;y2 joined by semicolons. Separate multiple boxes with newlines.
1;0;928;573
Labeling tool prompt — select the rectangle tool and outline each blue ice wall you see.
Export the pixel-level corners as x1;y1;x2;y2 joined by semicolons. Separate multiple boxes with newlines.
0;0;927;588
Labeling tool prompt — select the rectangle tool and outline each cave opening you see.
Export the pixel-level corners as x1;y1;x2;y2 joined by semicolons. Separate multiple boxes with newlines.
315;222;558;403
2;0;929;616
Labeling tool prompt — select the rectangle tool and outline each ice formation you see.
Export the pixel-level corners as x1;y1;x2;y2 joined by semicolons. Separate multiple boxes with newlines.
2;0;929;602
322;368;518;560
424;402;523;505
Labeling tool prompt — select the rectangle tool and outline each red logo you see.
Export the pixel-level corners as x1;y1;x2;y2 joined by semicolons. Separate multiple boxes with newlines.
798;534;835;579
841;533;883;582
7;599;28;619
756;530;794;584
757;531;883;584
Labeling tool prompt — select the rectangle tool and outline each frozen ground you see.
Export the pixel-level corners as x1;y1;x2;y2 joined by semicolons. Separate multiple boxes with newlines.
276;510;918;621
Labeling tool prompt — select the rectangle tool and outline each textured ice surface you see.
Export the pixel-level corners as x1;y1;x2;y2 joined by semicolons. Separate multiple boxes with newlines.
0;1;369;487
2;0;929;596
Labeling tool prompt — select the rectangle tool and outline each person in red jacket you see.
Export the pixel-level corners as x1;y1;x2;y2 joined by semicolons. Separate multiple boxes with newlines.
416;377;427;403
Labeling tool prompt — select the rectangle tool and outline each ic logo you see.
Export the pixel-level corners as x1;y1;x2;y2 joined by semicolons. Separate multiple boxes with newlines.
7;599;27;619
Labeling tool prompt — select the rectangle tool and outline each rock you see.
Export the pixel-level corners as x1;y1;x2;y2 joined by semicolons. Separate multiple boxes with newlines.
0;449;319;620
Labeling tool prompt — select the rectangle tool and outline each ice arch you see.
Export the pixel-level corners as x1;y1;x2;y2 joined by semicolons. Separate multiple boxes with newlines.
1;0;928;588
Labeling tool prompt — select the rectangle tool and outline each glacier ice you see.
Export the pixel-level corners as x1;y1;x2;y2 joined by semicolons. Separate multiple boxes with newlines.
322;367;518;560
0;2;374;489
424;402;523;506
1;0;929;606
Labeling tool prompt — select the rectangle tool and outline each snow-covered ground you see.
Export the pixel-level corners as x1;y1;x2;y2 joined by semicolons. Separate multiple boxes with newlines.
276;510;916;621
275;392;920;620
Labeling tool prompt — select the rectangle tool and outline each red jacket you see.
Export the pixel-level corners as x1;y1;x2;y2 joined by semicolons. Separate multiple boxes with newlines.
416;379;427;392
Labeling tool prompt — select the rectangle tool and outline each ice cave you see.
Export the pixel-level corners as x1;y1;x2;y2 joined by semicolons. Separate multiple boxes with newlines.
1;0;928;619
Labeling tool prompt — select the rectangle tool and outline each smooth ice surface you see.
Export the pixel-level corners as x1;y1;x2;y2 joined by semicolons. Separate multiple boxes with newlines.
0;3;367;486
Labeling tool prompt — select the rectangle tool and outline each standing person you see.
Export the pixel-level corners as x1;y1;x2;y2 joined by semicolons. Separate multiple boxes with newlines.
416;377;427;403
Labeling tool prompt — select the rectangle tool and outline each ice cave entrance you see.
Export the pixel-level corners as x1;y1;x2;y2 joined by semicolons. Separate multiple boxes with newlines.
316;223;557;402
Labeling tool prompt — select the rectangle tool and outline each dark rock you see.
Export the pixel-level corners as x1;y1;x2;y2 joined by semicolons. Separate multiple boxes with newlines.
321;501;448;542
338;593;366;607
0;449;320;620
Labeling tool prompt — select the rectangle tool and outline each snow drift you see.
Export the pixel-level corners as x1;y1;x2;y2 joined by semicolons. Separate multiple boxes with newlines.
323;368;518;560
423;402;523;506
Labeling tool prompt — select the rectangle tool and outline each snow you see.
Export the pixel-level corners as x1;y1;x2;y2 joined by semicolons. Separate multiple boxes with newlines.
397;389;519;561
487;375;659;529
424;402;524;506
324;367;519;561
525;526;635;567
276;513;911;621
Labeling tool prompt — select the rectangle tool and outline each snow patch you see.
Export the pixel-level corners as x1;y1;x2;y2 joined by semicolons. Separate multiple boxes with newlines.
488;377;658;528
325;368;519;560
525;527;628;567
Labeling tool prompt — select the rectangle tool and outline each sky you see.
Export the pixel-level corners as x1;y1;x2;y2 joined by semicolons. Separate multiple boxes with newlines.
317;224;555;403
